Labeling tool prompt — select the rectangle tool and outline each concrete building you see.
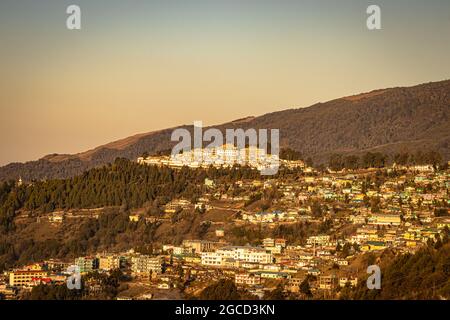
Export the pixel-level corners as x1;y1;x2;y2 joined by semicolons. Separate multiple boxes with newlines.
75;257;99;273
131;255;164;275
369;214;401;226
217;246;273;264
235;273;261;286
201;252;223;266
182;240;218;253
319;274;338;290
98;255;122;271
9;270;48;287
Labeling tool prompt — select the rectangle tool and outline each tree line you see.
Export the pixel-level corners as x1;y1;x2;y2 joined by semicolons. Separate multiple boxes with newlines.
328;150;443;171
348;233;450;300
0;159;267;232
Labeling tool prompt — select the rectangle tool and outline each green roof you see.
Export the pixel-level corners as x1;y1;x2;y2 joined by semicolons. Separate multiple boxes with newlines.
366;241;386;246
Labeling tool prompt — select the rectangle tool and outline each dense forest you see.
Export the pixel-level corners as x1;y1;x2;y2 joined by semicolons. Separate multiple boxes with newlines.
328;150;444;171
346;239;450;300
0;159;306;271
0;159;268;232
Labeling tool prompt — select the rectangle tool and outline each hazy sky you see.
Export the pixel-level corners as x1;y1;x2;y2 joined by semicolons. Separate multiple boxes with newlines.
1;0;449;165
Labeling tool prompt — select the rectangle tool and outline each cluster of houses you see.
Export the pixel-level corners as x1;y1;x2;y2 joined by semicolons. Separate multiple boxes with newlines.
1;163;449;300
1;250;172;299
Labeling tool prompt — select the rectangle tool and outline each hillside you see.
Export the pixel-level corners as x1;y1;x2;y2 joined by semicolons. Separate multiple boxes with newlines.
1;79;449;181
348;242;450;300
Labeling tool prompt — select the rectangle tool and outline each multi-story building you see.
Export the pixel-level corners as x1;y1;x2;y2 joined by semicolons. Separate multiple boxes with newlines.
319;274;338;290
369;214;401;226
9;270;48;287
201;252;223;266
182;240;218;253
45;259;71;272
98;255;122;271
274;239;287;248
164;199;192;214
131;255;164;275
263;238;275;247
0;284;17;299
339;277;358;287
201;246;272;266
217;246;272;264
138;144;279;171
307;235;331;246
235;273;261;286
75;257;99;273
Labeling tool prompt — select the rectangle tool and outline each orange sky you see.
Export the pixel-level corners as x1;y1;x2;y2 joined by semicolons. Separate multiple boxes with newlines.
1;0;450;165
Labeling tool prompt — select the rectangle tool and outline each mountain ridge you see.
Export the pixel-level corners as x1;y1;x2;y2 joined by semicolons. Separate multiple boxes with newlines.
2;79;449;181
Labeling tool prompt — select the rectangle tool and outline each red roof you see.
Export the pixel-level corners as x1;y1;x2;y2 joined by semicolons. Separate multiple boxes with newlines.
31;277;52;283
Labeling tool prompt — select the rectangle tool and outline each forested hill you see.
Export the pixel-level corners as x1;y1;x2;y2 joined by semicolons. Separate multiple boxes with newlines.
1;79;449;181
0;160;278;270
347;241;450;300
0;159;263;233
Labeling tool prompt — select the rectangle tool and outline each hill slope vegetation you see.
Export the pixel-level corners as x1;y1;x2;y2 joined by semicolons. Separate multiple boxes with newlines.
1;79;449;181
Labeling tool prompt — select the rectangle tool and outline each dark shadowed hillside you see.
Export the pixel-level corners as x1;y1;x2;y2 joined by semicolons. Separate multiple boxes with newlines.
241;80;450;161
1;79;449;181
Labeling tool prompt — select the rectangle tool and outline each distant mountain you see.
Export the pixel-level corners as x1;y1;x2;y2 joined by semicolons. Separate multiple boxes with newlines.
1;79;449;181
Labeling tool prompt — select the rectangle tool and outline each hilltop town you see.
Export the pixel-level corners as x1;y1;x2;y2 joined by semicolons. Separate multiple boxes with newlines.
1;153;449;300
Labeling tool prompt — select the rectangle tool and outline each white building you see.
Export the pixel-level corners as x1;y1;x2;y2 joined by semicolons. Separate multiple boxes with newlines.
138;144;279;172
235;273;261;286
307;235;331;246
217;246;272;264
201;252;223;266
201;246;272;266
131;255;164;275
